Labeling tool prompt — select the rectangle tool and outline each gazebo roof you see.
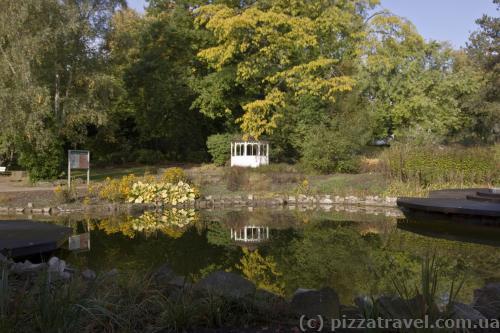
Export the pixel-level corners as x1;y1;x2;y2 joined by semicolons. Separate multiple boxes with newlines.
231;136;269;144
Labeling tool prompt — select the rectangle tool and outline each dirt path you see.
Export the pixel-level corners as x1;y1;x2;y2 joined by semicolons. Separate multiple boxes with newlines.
0;182;88;207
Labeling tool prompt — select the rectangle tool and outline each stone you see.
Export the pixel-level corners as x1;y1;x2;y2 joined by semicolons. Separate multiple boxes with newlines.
153;264;176;281
10;260;47;274
291;287;340;319
375;295;428;320
27;202;33;208
195;271;256;298
345;196;359;204
47;257;71;279
473;283;500;319
169;275;189;288
450;302;486;322
48;257;67;274
247;194;254;201
42;207;52;213
385;197;397;205
81;269;96;280
274;196;285;205
297;195;308;203
287;196;296;204
319;195;333;205
340;305;363;319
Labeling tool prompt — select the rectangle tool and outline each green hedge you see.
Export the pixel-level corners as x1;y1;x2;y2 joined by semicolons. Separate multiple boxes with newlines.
381;144;499;186
206;133;234;166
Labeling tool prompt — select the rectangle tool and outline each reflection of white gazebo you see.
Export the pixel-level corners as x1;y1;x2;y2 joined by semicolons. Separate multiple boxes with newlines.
230;226;270;243
230;140;269;168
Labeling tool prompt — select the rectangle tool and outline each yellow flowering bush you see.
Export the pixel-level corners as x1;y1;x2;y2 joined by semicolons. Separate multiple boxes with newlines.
98;174;137;202
161;167;188;184
128;180;199;205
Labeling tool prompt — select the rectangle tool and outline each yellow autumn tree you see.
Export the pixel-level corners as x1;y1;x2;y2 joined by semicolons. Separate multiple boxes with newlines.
193;1;375;138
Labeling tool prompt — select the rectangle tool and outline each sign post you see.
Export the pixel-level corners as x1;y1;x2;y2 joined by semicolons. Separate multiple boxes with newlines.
68;150;90;188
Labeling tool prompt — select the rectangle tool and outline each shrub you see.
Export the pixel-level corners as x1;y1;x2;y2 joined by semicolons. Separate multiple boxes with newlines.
207;134;233;166
18;141;64;181
161;167;188;184
299;124;362;174
380;143;499;186
98;174;137;202
53;184;77;203
294;179;313;195
298;111;370;174
225;167;249;191
128;180;199;205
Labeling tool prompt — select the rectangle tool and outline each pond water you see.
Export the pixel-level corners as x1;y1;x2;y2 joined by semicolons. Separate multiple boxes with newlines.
52;208;500;304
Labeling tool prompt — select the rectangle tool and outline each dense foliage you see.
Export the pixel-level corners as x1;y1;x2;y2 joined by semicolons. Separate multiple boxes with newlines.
206;133;234;166
0;0;498;178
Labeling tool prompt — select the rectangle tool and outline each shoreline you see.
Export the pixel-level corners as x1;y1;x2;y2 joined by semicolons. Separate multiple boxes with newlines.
0;193;402;218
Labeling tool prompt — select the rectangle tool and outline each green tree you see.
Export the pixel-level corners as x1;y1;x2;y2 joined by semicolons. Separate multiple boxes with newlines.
0;0;124;179
463;0;500;143
359;13;481;141
193;1;378;139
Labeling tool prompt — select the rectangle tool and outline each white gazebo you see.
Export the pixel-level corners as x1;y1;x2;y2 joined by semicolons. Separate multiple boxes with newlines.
230;140;269;168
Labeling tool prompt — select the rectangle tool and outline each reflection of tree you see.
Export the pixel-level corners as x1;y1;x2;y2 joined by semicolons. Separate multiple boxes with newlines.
206;221;232;247
237;248;285;296
93;209;199;239
272;221;377;302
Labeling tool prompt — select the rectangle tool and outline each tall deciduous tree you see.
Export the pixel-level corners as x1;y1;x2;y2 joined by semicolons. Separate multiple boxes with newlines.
193;0;378;139
0;0;124;178
360;13;481;142
463;0;500;143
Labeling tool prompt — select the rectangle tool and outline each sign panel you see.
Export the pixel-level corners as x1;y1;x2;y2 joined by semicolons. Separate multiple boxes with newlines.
69;150;90;169
68;150;90;187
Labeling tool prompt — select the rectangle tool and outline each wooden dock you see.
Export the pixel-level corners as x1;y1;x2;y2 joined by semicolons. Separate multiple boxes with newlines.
0;220;71;257
397;189;500;224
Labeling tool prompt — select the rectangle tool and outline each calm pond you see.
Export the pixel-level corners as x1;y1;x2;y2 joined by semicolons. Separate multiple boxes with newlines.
51;208;500;304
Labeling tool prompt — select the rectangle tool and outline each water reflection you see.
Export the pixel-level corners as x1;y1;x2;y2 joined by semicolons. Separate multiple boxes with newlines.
53;208;500;304
93;209;199;239
230;226;270;243
68;233;90;252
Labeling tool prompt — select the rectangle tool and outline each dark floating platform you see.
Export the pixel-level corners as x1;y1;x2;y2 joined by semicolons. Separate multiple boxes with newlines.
397;188;500;226
0;220;71;257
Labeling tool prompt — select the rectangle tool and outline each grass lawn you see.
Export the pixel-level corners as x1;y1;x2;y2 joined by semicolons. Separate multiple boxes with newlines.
308;173;389;196
70;165;164;182
71;163;390;196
